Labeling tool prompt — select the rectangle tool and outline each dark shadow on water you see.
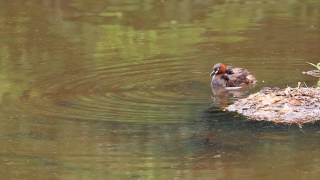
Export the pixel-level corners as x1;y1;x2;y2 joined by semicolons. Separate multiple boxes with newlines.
166;106;320;167
201;104;320;132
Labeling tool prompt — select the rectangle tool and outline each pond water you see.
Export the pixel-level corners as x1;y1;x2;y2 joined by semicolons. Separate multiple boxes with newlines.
1;0;320;179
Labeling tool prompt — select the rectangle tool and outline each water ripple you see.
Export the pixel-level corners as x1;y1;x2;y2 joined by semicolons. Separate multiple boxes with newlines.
21;56;211;123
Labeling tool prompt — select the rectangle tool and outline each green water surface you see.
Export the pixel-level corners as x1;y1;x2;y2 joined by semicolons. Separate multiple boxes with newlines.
0;0;320;179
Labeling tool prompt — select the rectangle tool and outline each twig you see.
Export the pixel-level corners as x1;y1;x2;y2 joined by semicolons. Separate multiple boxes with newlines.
297;82;301;88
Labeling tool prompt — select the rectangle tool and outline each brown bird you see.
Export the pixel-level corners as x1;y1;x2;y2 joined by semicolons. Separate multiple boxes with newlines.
210;63;256;89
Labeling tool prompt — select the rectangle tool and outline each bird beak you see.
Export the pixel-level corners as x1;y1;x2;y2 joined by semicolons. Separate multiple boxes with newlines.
210;68;219;78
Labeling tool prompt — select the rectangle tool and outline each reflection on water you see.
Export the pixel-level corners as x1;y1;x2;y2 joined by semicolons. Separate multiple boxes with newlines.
0;0;320;179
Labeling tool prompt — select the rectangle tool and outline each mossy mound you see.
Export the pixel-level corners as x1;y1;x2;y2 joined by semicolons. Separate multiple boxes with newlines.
226;87;320;125
303;70;320;78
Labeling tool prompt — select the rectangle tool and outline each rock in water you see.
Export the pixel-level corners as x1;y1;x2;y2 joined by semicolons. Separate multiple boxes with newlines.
302;70;320;78
226;87;320;125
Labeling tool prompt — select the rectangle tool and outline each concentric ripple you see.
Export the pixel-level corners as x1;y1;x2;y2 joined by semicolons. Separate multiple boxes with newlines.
20;56;212;123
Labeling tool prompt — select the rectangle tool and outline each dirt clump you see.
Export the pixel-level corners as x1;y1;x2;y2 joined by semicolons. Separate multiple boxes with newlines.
226;87;320;125
302;70;320;78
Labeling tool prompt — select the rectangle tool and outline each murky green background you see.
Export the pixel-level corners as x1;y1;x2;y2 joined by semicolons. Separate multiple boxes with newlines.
1;0;320;179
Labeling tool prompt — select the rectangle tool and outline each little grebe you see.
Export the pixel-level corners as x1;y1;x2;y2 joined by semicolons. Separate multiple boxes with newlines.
210;63;256;89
